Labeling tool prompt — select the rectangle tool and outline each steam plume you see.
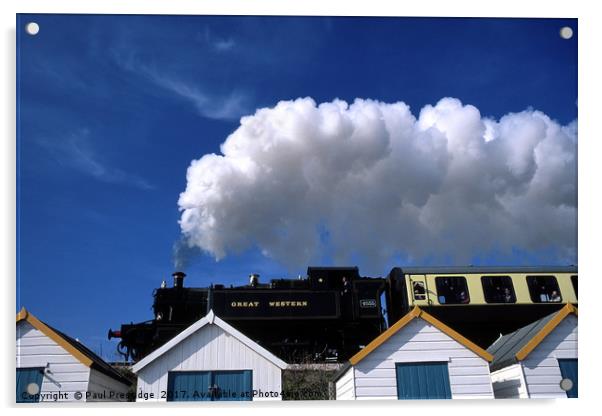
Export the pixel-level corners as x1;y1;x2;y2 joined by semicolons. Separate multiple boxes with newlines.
176;97;577;271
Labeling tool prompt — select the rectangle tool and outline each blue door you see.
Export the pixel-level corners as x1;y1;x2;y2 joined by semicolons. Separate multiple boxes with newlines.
167;370;252;401
167;371;211;401
396;362;452;400
16;368;44;403
213;370;252;401
558;359;578;398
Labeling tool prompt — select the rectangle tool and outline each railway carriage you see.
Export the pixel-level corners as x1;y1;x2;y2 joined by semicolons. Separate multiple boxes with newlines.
384;266;577;347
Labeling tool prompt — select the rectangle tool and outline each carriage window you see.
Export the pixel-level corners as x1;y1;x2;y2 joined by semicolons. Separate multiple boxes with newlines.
481;276;516;303
571;275;578;299
435;277;470;304
412;281;426;300
526;275;562;303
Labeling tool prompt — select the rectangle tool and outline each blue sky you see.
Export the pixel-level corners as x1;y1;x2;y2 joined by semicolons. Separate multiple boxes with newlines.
16;14;577;360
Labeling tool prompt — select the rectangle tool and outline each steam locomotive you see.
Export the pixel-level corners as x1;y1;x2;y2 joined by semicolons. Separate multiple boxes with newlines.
109;265;577;363
109;267;386;363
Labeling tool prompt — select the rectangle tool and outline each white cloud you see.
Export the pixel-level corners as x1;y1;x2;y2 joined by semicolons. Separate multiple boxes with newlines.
213;38;235;52
112;49;249;121
200;26;236;52
146;73;249;121
39;130;154;190
177;97;577;271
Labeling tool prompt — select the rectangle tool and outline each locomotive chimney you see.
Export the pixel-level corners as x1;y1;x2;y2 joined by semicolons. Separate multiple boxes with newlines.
172;271;186;288
249;273;260;287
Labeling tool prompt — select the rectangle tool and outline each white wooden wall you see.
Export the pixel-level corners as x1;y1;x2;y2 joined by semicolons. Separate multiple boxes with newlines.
136;323;282;401
490;364;528;398
352;319;494;400
87;369;131;402
522;315;577;398
335;367;355;400
17;321;90;402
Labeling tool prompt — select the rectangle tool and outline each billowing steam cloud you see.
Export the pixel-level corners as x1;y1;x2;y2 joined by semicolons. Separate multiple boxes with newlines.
177;97;577;271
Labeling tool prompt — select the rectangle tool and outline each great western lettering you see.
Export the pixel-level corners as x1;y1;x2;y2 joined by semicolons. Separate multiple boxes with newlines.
229;300;309;307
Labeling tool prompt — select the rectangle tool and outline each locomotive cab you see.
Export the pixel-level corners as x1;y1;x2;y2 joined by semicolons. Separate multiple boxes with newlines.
307;266;359;290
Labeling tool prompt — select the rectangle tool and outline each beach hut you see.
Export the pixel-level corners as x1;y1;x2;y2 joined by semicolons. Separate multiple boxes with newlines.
16;307;132;402
131;310;287;402
487;303;578;398
333;306;494;400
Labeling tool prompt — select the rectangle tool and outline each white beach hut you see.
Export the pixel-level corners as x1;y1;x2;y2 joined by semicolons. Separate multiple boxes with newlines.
131;309;288;402
333;306;494;400
16;307;132;402
487;303;578;398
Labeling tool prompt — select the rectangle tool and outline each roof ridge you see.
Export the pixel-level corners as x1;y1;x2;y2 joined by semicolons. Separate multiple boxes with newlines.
132;311;288;373
515;304;577;361
349;306;492;365
488;304;577;370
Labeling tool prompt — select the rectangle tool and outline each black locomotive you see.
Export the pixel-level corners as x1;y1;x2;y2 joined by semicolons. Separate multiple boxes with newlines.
109;267;386;363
